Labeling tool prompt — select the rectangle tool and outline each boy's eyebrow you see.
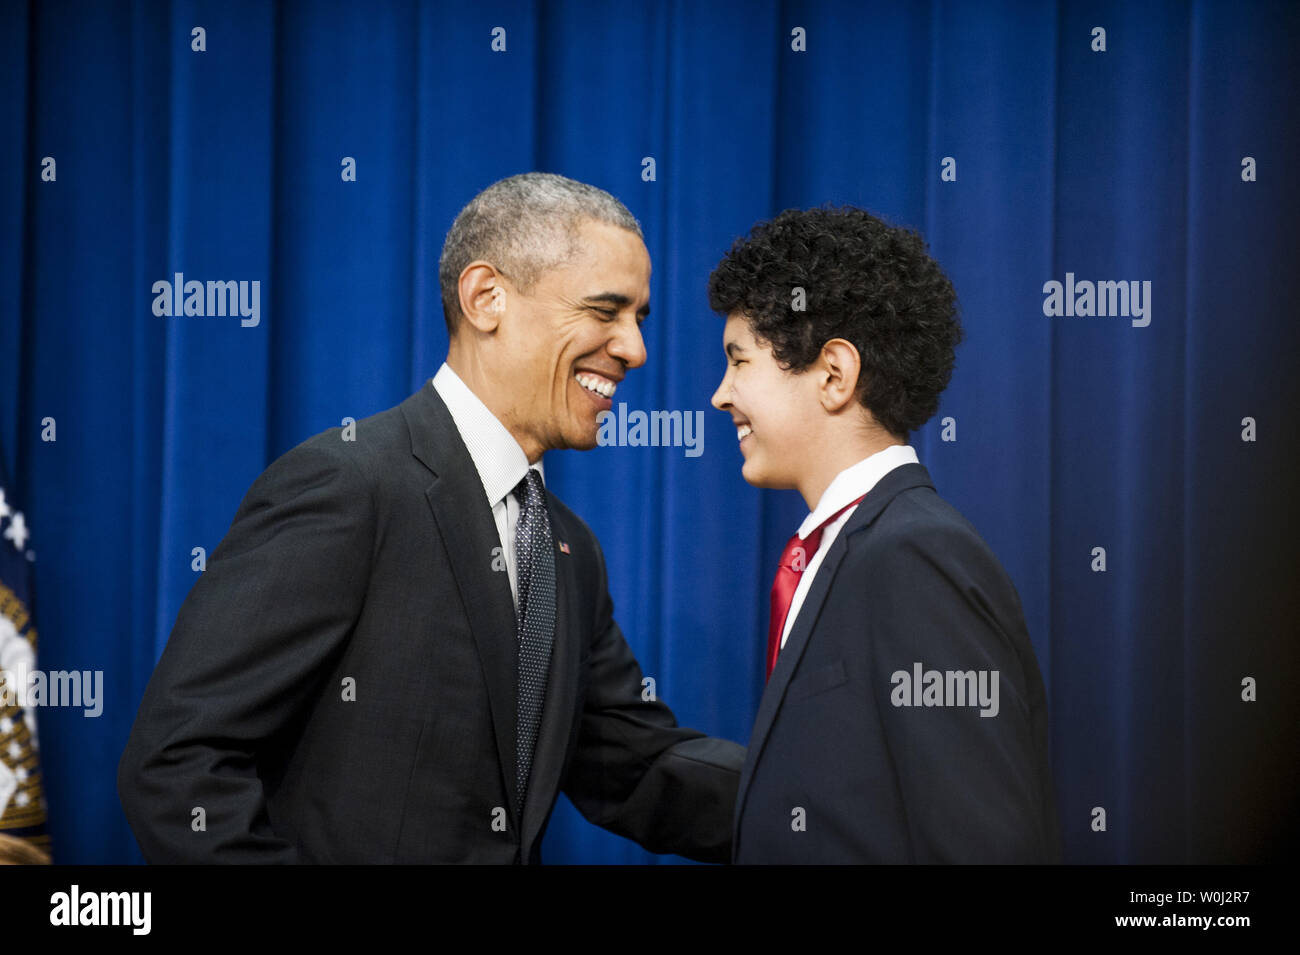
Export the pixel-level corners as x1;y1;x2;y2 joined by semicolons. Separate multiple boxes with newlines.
725;341;746;358
584;292;650;319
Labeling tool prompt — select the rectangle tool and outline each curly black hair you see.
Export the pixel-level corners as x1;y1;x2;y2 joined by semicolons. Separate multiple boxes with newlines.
707;206;962;438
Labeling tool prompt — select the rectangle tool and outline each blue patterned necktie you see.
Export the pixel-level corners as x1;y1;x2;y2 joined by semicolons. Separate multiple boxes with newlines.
512;468;556;812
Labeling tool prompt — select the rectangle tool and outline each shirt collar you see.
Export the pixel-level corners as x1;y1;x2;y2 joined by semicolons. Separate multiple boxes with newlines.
431;362;543;508
797;444;919;539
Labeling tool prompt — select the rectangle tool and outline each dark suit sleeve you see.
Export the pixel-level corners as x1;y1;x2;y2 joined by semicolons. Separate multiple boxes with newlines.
866;526;1058;863
561;537;745;864
117;440;374;863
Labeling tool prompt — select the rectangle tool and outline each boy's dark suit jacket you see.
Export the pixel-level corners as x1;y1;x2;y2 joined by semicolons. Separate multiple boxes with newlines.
733;463;1063;863
118;384;744;864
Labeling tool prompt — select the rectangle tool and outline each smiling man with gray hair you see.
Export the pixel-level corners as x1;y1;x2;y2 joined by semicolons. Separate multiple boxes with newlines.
118;172;745;864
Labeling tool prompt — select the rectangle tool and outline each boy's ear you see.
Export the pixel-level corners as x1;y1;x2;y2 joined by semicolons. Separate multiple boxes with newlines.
817;338;862;413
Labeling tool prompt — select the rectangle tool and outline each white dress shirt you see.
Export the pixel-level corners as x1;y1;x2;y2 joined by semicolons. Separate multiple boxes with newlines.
780;444;920;647
431;362;541;608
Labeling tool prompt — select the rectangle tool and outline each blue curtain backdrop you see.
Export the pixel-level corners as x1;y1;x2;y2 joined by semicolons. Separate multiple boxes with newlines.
1;0;1296;864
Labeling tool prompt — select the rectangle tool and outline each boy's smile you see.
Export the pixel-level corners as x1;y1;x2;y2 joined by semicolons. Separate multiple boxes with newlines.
710;311;901;510
710;313;817;491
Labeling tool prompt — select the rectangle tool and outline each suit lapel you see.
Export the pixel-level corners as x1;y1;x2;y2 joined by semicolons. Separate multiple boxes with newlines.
520;497;581;858
402;385;522;833
733;463;936;855
732;534;851;842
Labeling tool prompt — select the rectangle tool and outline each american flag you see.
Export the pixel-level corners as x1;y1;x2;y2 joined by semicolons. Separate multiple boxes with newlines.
0;453;50;861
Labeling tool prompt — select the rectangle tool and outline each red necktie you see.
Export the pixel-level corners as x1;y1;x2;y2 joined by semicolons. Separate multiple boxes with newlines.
766;495;866;681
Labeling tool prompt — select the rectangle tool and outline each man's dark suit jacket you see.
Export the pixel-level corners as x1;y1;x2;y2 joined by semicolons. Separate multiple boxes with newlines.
118;384;744;863
733;463;1063;863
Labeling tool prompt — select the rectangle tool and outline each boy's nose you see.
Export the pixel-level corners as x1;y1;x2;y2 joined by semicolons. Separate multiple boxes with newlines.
710;373;731;411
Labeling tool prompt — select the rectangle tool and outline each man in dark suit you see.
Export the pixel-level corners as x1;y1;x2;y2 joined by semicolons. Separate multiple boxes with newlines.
707;206;1062;863
118;172;744;864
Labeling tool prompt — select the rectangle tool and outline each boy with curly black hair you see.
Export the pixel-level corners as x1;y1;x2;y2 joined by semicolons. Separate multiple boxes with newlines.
709;206;1061;863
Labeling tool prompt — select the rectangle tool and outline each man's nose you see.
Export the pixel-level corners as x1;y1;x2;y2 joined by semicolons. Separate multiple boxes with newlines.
609;319;647;370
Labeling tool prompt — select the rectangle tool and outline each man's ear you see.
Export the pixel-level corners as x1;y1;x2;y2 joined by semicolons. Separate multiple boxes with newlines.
817;338;862;413
458;262;507;333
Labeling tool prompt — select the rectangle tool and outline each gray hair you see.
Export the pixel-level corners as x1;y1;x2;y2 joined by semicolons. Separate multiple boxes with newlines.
438;172;643;334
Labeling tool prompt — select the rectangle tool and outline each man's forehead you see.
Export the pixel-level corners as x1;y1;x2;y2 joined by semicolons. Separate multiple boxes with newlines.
568;217;644;253
561;223;650;294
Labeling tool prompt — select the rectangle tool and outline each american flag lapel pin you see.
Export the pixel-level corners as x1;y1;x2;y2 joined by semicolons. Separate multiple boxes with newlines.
558;541;570;554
